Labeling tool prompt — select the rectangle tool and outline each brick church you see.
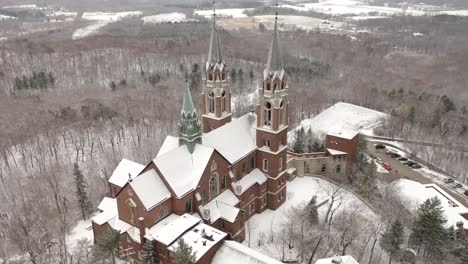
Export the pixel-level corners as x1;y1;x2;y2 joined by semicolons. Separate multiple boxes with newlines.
92;9;290;264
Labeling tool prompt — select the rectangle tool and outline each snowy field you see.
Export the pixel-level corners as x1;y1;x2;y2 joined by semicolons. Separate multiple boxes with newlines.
73;11;142;40
290;102;388;141
194;8;253;18
66;219;94;253
244;176;378;260
142;12;192;24
280;0;468;18
395;179;468;228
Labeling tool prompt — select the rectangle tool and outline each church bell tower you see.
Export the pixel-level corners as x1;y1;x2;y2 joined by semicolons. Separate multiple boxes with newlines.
201;3;232;133
256;11;288;210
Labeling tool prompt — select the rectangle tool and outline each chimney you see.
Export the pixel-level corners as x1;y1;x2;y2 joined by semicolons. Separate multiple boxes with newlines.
138;217;145;244
128;173;132;182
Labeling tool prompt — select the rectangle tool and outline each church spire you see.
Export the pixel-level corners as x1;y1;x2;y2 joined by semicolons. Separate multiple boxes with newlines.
266;2;282;73
179;79;202;153
207;1;223;69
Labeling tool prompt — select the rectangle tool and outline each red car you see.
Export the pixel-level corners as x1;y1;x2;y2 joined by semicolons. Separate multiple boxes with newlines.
464;190;468;196
383;162;392;171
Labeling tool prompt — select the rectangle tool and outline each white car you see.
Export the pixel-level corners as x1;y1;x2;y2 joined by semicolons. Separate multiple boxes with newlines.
375;158;383;164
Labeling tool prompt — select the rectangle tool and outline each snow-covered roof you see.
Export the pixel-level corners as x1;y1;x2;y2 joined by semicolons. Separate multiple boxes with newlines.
212;240;283;264
396;179;468;229
129;169;171;211
168;222;227;262
144;214;180;241
149;214;201;246
108;159;145;187
154;144;214;198
290;102;387;142
327;129;359;140
157;135;179;157
200;189;240;223
326;148;348;156
203;113;257;164
232;169;267;194
92;197;141;243
315;255;359;264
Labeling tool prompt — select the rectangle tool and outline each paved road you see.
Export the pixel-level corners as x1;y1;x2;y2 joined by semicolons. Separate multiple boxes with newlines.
367;144;468;208
364;135;468;152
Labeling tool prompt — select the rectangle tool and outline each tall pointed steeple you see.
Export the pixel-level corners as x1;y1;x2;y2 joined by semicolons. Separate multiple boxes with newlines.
206;1;224;71
179;80;202;153
266;13;282;73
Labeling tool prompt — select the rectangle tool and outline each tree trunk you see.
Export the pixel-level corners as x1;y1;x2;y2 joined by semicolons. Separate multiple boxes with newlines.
308;236;323;264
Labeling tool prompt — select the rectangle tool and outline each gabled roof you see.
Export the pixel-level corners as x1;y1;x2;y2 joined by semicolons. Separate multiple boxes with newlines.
156;135;179;158
212;240;283;264
203;113;257;164
200;189;240;223
232;169;267;194
154;144;214;198
108;159;145;187
129;169;171;211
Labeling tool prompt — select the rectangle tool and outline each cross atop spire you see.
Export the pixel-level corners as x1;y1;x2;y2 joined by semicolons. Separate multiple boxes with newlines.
207;0;223;68
266;7;282;73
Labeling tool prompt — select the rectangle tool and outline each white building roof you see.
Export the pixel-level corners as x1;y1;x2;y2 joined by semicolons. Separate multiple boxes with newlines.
327;129;359;140
144;214;180;241
326;148;348;156
168;222;227;262
129;169;171;211
232;169;267;194
149;214;201;246
212;240;283;264
156;135;179;157
154;144;214;198
203;113;257;164
108;159;145;187
92;197;141;243
315;255;359;264
200;189;240;223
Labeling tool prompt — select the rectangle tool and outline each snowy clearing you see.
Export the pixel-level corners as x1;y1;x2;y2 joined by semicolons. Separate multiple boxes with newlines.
81;11;142;21
194;8;253;18
245;176;377;260
291;102;388;141
142;12;191;24
1;4;44;10
73;21;111;40
66;219;94;253
0;15;17;21
395;179;468;229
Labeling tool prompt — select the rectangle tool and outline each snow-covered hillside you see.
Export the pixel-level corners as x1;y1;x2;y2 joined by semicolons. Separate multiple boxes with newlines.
194;8;253;18
73;11;142;40
142;12;191;24
290;102;388;140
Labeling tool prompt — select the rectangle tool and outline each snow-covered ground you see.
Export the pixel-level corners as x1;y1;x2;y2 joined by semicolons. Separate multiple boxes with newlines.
142;12;192;24
0;14;17;20
245;176;378;260
395;179;468;228
1;4;45;10
66;219;94;253
194;8;253;18
290;102;388;141
73;11;142;40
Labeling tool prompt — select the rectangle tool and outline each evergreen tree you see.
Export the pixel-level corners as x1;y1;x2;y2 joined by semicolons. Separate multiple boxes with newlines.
94;228;120;264
306;195;319;224
48;72;55;85
380;220;404;264
292;127;306;154
357;138;369;169
461;239;468;263
230;68;237;83
109;81;117;91
14;76;23;90
142;240;157;264
306;128;314;153
172;238;196;264
190;63;201;90
461;106;467;115
119;79;127;87
409;197;448;259
22;75;29;89
408;106;416;126
149;73;161;87
73;163;92;220
249;68;254;88
441;95;456;112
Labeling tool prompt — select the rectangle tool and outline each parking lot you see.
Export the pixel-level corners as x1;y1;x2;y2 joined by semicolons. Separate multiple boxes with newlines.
367;143;468;208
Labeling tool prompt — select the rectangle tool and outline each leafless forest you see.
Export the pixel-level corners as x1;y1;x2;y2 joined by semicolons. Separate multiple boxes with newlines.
0;0;468;263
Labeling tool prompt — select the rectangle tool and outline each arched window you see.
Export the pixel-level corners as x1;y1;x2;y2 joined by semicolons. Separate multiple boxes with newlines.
280;100;286;126
209;174;219;200
266;82;271;91
208;72;213;81
208;91;215;113
263;102;272;127
221;90;226;112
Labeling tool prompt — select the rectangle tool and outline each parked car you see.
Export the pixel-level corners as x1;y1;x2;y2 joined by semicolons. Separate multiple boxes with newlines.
385;150;393;155
391;153;401;158
411;164;422;169
405;160;416;166
451;183;462;189
376;158;383;164
464;190;468;196
444;178;455;184
375;144;386;150
398;157;408;162
383;162;392;171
